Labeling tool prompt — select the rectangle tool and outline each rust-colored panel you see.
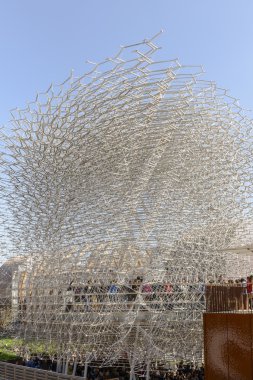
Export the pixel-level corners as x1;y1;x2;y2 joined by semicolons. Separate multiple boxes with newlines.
227;313;252;380
251;314;253;376
204;313;229;380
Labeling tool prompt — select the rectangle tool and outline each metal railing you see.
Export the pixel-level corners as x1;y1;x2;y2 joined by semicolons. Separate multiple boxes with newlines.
205;284;250;312
0;361;81;380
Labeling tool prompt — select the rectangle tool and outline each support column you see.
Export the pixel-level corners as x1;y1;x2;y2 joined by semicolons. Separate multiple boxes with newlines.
83;359;89;379
64;356;69;375
73;358;77;376
56;357;62;373
146;360;150;380
129;363;134;380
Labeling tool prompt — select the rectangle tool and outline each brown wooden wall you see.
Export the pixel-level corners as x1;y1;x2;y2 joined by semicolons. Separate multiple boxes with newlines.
204;313;253;380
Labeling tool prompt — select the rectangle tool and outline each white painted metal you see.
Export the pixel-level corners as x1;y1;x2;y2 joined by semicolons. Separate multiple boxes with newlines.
0;33;253;374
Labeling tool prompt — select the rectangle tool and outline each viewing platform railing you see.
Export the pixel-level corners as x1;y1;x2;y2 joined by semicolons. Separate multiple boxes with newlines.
205;284;250;312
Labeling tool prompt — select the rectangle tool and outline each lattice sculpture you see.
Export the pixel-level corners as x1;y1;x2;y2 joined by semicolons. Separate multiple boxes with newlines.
1;33;253;375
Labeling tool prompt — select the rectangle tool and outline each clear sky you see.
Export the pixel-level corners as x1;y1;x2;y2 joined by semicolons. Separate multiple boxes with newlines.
0;0;253;127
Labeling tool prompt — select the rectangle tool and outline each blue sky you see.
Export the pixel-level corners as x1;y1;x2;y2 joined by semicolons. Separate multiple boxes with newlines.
0;0;253;127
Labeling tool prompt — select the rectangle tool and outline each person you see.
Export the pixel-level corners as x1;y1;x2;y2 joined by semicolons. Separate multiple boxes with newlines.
132;278;138;293
65;281;74;312
109;281;118;294
164;282;173;310
26;357;35;367
247;276;253;293
217;274;225;284
142;282;152;303
26;356;40;368
126;280;136;306
82;281;91;311
247;275;253;309
91;280;98;310
132;276;142;295
33;357;40;369
108;281;118;303
74;287;82;303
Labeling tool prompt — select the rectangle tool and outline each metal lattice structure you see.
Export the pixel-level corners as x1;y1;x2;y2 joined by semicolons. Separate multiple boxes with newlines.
1;33;253;373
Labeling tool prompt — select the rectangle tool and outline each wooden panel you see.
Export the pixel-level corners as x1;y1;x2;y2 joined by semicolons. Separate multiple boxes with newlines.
227;313;252;380
0;361;80;380
204;313;229;380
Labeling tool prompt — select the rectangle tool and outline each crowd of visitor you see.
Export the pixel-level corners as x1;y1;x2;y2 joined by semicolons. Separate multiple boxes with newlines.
154;362;204;380
21;357;204;379
59;276;205;313
209;274;253;289
18;275;207;315
21;274;253;315
30;274;253;313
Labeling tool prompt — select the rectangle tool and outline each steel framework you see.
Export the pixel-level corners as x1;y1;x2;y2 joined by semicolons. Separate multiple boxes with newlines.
0;33;253;374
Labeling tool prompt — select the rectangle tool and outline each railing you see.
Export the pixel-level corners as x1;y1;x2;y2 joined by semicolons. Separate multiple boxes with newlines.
205;284;250;312
0;361;81;380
